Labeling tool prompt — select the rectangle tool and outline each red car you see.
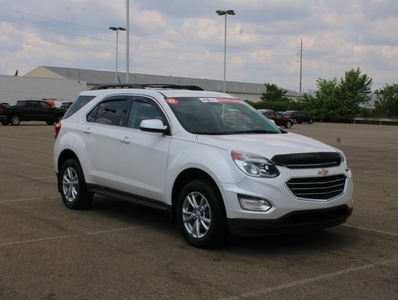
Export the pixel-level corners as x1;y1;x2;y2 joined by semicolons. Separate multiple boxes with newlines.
258;109;293;128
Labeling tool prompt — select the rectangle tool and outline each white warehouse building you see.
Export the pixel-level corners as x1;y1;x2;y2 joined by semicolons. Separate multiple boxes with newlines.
1;66;302;105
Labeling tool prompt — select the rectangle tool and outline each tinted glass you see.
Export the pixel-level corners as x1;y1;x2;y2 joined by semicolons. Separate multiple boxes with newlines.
63;95;96;119
87;99;127;126
127;100;166;129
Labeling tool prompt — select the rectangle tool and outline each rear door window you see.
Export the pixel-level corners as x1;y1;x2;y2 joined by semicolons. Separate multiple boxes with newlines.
87;97;129;126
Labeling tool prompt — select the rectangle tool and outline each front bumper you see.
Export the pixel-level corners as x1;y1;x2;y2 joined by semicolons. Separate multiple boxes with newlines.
228;205;353;236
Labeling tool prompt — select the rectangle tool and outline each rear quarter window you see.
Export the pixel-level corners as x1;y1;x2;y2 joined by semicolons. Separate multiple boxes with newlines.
63;95;96;119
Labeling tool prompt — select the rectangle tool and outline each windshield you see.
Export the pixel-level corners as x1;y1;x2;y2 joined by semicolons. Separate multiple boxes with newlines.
166;97;280;134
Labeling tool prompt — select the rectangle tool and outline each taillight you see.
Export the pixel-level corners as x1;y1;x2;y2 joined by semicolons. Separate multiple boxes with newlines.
54;122;62;139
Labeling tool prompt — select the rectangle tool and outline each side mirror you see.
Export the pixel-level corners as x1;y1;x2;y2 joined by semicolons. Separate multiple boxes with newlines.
140;119;169;134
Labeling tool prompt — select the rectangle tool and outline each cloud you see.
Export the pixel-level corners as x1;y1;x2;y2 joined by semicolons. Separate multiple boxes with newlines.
0;0;397;91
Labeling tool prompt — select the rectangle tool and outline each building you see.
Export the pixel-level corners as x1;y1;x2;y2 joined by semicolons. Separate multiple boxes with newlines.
0;74;86;105
2;66;302;105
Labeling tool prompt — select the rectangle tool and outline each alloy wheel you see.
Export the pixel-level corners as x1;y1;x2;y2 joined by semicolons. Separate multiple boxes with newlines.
182;191;212;239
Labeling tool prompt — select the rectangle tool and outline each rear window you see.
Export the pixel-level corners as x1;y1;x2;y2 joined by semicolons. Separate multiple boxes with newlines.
63;95;96;119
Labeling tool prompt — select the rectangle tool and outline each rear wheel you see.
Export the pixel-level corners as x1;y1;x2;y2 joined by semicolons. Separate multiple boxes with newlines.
309;118;314;124
59;158;93;210
177;179;228;248
285;121;292;128
10;115;21;125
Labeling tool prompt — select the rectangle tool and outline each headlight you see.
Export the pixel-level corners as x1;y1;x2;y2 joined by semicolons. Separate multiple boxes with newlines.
335;148;349;172
231;151;279;178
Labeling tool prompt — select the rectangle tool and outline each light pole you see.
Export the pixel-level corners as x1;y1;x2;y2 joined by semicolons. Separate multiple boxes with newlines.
216;10;235;93
126;0;130;83
109;26;126;84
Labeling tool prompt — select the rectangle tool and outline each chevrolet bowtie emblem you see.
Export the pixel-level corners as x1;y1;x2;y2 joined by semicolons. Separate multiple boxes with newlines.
318;169;329;176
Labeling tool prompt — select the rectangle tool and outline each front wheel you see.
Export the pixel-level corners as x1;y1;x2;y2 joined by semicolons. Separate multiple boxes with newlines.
59;158;93;210
177;179;228;248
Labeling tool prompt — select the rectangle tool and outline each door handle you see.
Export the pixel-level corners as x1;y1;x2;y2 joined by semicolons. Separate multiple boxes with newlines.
121;136;130;144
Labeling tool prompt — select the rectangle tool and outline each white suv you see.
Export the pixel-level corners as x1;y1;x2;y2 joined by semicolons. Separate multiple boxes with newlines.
54;84;353;248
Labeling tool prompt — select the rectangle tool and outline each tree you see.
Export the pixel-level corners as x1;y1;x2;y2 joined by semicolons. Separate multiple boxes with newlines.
302;68;372;120
260;83;289;102
374;84;398;117
338;68;372;117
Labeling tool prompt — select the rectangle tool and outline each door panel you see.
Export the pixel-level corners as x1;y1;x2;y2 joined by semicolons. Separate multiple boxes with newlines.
83;96;129;189
116;98;171;202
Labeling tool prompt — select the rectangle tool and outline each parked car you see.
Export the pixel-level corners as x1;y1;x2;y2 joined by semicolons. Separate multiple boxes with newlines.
54;84;353;248
60;101;73;110
283;110;314;124
0;100;66;125
258;109;293;128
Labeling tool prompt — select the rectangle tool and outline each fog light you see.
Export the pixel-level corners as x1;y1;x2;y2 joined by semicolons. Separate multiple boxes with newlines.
238;196;272;212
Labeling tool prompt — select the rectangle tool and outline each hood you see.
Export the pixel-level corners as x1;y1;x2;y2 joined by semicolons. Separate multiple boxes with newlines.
196;132;336;158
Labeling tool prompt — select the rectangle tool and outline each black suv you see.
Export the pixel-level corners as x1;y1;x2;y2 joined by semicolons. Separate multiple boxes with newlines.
283;110;314;124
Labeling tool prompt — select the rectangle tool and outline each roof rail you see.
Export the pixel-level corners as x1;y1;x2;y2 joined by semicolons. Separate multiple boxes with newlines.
90;83;204;91
142;84;204;91
90;84;143;90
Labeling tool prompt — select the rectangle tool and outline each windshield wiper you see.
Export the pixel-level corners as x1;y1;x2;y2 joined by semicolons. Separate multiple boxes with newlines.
223;129;279;135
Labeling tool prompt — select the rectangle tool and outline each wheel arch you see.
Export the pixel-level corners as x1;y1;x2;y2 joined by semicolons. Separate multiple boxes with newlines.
170;168;226;224
56;149;80;192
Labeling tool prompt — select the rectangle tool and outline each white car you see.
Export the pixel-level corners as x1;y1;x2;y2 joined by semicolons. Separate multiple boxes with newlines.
53;84;353;248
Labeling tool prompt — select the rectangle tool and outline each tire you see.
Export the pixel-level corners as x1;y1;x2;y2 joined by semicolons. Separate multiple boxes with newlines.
1;121;9;125
59;158;93;210
285;121;292;129
10;115;21;125
293;118;297;124
309;118;314;124
177;179;228;248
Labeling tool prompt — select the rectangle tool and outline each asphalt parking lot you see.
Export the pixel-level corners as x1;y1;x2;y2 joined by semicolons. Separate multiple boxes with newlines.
0;122;397;300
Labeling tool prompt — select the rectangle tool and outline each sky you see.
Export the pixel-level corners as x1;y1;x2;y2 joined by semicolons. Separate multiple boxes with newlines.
0;0;397;93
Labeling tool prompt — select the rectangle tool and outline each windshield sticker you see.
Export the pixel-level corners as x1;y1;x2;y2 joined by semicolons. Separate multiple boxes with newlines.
199;98;219;103
166;98;178;104
217;98;245;104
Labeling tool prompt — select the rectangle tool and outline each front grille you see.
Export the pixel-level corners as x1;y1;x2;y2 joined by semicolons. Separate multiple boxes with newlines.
286;174;346;200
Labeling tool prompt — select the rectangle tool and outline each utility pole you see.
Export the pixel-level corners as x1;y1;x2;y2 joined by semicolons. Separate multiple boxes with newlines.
297;39;303;93
126;0;130;83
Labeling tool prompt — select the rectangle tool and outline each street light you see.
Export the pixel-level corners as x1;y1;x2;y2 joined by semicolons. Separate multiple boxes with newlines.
109;26;126;84
216;10;235;93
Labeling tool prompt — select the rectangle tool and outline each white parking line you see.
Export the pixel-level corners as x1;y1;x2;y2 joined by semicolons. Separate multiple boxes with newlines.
343;224;398;237
0;158;52;169
220;258;398;300
0;196;59;203
0;176;55;182
0;226;142;247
